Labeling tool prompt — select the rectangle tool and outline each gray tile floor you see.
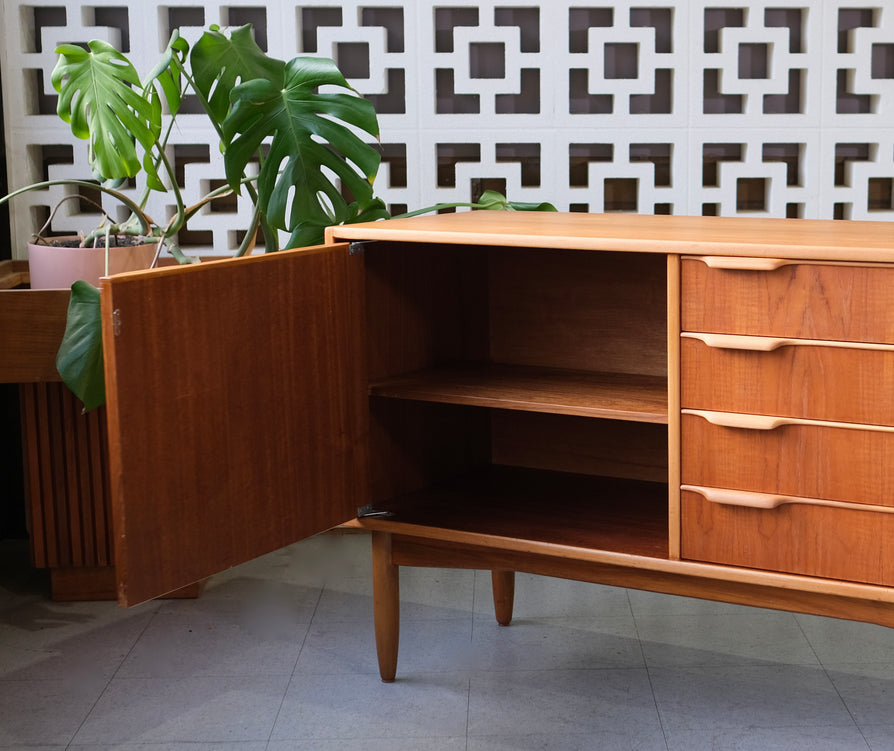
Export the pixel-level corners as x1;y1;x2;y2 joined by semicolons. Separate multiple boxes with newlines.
3;530;894;750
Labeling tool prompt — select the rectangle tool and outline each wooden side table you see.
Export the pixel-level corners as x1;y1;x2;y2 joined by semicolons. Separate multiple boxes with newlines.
0;260;200;600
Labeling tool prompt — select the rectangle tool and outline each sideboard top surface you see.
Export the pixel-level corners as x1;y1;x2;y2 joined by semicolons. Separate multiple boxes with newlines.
328;212;894;262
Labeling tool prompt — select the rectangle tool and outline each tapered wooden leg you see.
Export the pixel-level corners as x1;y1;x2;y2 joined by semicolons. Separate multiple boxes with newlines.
492;569;515;626
371;531;400;682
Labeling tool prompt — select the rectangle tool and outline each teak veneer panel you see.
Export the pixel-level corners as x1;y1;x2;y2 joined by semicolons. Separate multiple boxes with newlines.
101;246;368;605
360;466;669;560
389;536;894;629
681;259;894;343
681;336;894;426
370;364;668;422
363;242;490;382
681;490;894;587
0;287;69;383
681;413;894;508
486;248;667;378
330;212;894;262
490;411;669;484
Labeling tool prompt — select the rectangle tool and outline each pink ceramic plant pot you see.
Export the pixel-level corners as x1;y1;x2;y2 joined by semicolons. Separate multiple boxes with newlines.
27;237;157;289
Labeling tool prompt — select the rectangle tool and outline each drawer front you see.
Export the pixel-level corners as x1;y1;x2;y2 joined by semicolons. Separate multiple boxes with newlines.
681;489;894;586
681;258;894;343
681;412;894;508
681;334;894;426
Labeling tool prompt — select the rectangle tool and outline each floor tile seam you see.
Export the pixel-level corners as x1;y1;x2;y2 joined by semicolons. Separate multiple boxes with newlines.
262;585;328;746
628;588;672;751
792;617;874;745
65;598;162;748
642;658;828;669
465;665;652;676
665;720;873;732
644;663;849;678
268;732;472;742
464;674;472;749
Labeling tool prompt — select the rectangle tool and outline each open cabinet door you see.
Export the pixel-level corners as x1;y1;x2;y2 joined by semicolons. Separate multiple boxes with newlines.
100;244;368;605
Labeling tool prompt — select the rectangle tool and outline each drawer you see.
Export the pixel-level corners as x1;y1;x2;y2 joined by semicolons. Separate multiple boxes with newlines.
681;411;894;508
681;488;894;586
681;334;894;426
681;257;894;343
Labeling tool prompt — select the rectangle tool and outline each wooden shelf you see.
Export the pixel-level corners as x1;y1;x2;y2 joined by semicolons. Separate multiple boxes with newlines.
369;364;668;423
360;465;669;559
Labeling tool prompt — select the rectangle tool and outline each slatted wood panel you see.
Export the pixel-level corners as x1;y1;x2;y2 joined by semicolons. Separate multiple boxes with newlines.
20;382;112;569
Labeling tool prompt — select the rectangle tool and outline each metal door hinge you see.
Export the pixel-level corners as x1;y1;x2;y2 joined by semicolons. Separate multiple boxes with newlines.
357;504;393;518
349;241;375;256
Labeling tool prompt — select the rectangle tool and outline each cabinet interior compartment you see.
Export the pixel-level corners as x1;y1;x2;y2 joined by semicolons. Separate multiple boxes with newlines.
362;241;670;558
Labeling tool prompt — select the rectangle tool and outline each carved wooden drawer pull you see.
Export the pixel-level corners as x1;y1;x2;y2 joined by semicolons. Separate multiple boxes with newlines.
682;332;894;353
683;408;894;433
682;485;894;514
697;256;792;271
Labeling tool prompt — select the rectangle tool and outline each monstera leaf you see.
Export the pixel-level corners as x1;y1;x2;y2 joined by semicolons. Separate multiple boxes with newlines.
55;282;105;412
189;25;284;124
52;36;188;189
221;56;383;246
286;196;391;249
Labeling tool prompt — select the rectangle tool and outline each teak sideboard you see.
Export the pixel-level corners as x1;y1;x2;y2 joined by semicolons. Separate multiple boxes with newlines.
92;212;894;681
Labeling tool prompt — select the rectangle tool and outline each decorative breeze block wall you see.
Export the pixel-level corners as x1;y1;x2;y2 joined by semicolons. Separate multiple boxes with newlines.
2;1;893;256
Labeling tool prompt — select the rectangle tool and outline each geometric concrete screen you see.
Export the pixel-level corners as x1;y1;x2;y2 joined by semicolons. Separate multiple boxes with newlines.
2;1;893;257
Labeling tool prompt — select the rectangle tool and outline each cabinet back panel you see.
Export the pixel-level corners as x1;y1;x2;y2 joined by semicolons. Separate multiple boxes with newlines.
364;242;490;380
491;411;668;483
488;249;667;377
365;243;668;380
368;399;492;504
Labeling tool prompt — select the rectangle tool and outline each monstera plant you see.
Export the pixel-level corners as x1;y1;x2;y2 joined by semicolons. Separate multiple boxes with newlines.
1;24;388;410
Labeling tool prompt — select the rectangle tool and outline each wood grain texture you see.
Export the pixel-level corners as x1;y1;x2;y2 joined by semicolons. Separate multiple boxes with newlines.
371;531;399;682
20;382;112;570
370;364;667;422
0;288;69;382
682;259;894;343
487;248;667;378
490;410;668;483
368;399;492;505
491;569;515;626
361;465;669;559
681;335;894;425
390;535;894;628
681;413;894;507
363;241;489;381
363;242;667;379
328;211;894;262
666;254;682;560
681;489;894;586
101;245;368;605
